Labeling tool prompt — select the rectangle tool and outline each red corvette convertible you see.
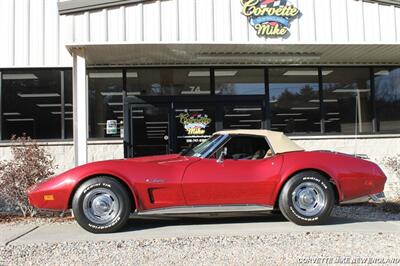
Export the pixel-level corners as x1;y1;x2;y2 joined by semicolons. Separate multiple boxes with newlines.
28;130;386;233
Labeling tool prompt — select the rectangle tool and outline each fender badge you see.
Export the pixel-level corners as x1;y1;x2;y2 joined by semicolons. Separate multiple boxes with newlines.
145;178;165;183
44;195;54;201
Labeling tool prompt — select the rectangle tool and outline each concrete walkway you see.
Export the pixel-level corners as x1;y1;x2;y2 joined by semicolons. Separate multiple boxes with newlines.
2;215;400;246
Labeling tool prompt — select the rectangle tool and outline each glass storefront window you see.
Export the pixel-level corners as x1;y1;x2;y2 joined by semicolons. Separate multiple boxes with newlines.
88;69;123;138
1;69;63;140
223;105;263;130
322;68;372;134
374;68;400;133
215;69;265;95
126;68;210;96
269;68;320;134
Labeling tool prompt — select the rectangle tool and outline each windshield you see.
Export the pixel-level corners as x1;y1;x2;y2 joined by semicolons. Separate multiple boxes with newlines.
182;134;226;157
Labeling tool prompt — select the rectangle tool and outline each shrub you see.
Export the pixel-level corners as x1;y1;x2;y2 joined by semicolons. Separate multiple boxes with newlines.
0;135;56;217
382;154;400;177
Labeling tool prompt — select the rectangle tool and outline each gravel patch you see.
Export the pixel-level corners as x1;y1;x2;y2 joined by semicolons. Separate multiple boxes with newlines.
1;232;400;265
332;204;400;221
1;204;399;265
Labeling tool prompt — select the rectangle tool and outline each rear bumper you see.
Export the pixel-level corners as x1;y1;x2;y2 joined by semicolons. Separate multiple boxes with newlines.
340;192;386;205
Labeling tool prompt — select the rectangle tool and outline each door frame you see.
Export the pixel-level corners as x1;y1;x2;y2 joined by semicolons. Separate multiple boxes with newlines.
124;95;267;157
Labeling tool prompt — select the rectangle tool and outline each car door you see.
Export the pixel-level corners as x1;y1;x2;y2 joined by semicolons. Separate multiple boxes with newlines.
181;136;283;206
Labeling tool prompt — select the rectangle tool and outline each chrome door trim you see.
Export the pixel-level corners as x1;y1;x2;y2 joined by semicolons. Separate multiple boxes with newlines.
134;204;273;216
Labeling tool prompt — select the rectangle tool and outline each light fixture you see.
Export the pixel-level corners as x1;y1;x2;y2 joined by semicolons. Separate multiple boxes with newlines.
64;117;73;120
272;123;287;126
18;93;60;98
327;112;340;115
276;113;302;116
127;72;138;78
285;118;308;122
283;70;332;76
230;124;252;127
88;72;123;79
374;70;389;76
37;103;72;107
181;90;210;95
2;73;38;80
309;99;338;103
239;120;262;122
132;116;144;119
269;99;278;103
175;109;204;112
187;71;210;77
290;107;319;110
328;118;341;121
147;126;167;129
332;89;370;93
132;110;143;113
3;112;21;116
107;102;123;106
224;114;251;117
127;92;141;96
6;118;34;121
113;110;123;114
233;107;262;111
215;70;237;77
146;122;168;124
147;130;166;133
101;92;123;96
51;111;73;115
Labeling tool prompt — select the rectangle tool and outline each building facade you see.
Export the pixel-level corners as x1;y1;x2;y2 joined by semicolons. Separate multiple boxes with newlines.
0;0;400;196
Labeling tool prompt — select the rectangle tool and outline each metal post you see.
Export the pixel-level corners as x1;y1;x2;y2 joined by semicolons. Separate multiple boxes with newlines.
60;70;65;139
264;68;271;129
72;49;88;166
0;71;2;141
318;67;325;134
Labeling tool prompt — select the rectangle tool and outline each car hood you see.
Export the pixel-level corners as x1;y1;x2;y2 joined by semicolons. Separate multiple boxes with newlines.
124;153;188;163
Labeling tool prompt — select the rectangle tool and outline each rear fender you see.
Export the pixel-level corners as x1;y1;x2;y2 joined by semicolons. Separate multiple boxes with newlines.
273;155;344;204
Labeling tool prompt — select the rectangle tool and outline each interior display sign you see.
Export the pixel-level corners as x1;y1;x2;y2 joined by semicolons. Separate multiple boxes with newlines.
178;113;212;136
241;0;300;38
106;120;118;135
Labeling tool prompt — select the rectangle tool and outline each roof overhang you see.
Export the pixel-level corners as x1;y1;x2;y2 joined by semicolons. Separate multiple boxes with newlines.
58;0;400;15
66;43;400;67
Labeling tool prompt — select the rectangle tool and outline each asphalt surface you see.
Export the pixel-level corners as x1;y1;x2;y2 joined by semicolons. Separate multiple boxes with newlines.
2;214;400;246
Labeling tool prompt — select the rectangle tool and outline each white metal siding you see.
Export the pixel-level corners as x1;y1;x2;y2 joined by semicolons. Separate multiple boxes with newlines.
2;0;400;68
69;0;400;45
0;0;72;68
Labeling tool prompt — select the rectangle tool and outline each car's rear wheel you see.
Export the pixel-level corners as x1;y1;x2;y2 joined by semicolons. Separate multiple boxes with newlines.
72;176;131;233
278;171;334;225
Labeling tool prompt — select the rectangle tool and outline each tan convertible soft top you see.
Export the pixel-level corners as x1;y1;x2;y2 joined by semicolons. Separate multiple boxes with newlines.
214;129;304;154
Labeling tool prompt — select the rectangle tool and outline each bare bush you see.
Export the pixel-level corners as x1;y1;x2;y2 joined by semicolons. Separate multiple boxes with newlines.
0;135;56;217
382;154;400;177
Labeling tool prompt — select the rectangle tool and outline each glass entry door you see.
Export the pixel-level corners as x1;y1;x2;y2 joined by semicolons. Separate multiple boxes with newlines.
130;104;170;156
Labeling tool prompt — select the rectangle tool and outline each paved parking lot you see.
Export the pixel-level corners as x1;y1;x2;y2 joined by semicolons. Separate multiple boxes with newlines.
2;214;400;246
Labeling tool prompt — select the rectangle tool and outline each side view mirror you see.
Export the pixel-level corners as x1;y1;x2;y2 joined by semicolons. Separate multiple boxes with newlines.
216;147;227;164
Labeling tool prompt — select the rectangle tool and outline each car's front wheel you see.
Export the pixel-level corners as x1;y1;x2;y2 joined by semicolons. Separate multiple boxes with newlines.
278;171;334;225
72;176;131;233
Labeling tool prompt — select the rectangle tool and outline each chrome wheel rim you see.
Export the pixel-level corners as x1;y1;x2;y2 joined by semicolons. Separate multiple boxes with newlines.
83;188;120;224
291;181;326;217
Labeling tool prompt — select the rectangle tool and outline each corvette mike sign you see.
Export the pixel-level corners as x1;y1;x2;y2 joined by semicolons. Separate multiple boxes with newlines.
241;0;300;38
